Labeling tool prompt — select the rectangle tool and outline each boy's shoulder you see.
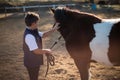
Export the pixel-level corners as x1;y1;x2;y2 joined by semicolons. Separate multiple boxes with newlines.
25;34;36;45
25;34;35;39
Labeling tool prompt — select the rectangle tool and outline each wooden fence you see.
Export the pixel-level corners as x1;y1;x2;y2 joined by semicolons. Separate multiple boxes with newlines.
4;3;76;17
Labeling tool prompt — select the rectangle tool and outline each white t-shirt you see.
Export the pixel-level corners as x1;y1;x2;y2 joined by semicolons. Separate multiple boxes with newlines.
25;31;43;51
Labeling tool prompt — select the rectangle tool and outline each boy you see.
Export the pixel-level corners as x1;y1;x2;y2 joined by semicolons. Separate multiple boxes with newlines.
23;12;59;80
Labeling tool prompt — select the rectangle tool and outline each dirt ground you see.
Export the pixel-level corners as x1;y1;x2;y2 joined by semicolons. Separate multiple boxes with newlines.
0;6;120;80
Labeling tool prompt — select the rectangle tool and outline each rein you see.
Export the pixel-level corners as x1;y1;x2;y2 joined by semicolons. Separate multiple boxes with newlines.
45;23;62;77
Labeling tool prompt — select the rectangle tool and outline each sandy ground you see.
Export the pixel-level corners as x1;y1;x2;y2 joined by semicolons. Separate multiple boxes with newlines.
0;6;120;80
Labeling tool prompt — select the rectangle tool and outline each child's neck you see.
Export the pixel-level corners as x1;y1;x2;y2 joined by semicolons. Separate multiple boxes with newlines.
28;26;37;30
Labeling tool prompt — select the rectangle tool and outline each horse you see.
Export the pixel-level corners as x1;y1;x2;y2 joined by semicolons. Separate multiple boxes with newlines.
51;7;120;80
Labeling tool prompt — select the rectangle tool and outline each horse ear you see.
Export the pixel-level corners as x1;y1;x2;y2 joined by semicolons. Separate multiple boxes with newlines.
50;8;55;14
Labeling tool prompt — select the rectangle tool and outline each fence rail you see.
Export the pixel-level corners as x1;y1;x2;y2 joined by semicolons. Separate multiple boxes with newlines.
5;4;75;12
4;3;76;17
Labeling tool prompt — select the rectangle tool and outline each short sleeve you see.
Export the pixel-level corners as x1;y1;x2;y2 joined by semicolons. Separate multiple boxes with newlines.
38;31;44;37
25;34;38;51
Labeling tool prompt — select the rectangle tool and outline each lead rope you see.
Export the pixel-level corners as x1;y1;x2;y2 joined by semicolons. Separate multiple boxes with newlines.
45;23;62;77
45;54;55;77
45;36;62;77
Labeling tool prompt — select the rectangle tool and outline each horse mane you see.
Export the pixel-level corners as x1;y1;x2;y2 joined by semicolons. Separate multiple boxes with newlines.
63;7;102;22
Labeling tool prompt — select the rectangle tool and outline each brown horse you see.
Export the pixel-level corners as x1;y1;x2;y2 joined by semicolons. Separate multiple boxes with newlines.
51;7;120;80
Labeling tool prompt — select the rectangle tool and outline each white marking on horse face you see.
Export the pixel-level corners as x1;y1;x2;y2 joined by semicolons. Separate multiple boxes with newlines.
89;20;117;66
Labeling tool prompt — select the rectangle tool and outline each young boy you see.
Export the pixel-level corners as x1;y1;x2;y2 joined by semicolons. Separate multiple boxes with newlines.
23;12;59;80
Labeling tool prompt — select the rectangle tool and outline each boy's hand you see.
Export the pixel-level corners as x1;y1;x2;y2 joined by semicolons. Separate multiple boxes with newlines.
42;49;52;54
42;23;60;38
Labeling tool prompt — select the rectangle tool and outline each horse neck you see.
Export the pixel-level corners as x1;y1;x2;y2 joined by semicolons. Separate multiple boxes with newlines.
59;10;102;42
59;25;71;41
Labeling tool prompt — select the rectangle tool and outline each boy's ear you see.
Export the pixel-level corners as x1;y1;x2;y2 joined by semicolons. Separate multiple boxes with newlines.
50;8;55;14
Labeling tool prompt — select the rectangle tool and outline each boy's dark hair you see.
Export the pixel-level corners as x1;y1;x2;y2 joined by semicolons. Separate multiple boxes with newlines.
25;12;40;26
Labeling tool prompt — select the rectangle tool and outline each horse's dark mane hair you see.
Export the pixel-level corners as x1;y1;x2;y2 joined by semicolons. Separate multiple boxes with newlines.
65;7;102;20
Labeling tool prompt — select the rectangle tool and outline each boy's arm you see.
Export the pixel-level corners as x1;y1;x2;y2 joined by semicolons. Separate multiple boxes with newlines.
25;34;52;55
42;23;60;38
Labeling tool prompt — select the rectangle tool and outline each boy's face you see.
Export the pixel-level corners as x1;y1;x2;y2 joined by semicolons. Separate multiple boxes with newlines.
31;21;39;29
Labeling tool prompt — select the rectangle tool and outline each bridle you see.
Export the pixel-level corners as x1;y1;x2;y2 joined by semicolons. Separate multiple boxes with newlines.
50;22;62;49
45;23;62;77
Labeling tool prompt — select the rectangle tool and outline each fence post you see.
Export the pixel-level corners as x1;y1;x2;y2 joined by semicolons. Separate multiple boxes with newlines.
23;6;26;14
5;7;7;17
52;5;56;9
